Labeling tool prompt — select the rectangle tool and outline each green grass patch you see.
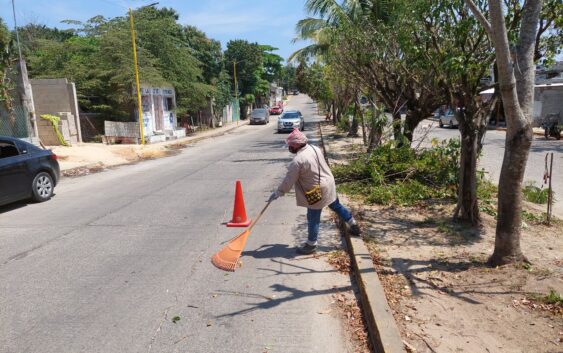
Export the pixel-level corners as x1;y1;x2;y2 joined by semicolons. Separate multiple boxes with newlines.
531;290;563;305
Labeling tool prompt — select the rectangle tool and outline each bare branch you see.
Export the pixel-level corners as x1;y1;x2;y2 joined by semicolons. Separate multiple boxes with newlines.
465;0;493;36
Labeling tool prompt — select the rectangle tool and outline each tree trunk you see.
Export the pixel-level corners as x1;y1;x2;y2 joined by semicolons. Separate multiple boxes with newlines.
454;114;480;225
466;0;542;265
360;108;367;146
348;100;359;137
331;100;337;125
392;111;402;141
403;111;419;143
492;130;531;264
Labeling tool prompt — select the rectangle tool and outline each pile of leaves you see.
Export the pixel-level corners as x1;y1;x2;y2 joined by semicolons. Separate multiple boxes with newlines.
332;292;371;353
333;139;460;206
62;164;105;177
519;290;563;316
327;250;351;273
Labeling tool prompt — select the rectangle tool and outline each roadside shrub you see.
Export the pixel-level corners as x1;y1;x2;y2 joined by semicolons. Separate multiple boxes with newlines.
522;181;551;204
333;139;460;205
336;116;350;132
477;177;498;217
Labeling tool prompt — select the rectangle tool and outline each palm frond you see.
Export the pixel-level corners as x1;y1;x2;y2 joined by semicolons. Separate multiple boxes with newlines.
294;18;331;42
305;0;349;25
288;44;328;63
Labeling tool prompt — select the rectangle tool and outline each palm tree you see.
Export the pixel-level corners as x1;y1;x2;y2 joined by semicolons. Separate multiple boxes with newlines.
289;0;394;62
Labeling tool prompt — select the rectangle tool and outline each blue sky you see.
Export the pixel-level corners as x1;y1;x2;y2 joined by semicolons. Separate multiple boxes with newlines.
1;0;310;62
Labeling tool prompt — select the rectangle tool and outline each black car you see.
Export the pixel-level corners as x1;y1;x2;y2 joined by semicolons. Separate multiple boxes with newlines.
0;136;60;207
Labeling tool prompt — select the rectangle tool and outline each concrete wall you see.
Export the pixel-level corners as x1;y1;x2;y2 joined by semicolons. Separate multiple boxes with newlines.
37;117;65;146
534;85;563;125
30;78;81;145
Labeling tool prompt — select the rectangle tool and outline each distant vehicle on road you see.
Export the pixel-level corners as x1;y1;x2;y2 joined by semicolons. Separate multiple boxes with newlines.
437;108;458;128
278;111;304;133
269;105;283;115
250;108;270;125
0;136;60;207
292;90;299;95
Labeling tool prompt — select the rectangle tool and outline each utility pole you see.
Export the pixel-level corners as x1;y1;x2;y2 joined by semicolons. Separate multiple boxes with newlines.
129;8;145;145
11;0;22;62
233;61;239;126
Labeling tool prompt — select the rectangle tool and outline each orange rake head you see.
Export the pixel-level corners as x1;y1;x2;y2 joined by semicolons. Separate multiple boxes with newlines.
211;229;250;272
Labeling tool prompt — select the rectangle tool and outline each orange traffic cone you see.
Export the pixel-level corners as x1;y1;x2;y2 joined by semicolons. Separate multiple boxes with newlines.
227;180;252;227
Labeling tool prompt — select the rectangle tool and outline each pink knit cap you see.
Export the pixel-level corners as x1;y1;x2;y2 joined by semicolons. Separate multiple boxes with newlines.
286;128;308;148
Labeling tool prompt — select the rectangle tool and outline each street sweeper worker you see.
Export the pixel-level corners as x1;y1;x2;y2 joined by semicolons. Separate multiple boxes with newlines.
268;128;361;255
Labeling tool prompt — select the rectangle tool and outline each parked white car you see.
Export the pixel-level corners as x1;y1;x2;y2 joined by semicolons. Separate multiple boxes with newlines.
438;108;458;128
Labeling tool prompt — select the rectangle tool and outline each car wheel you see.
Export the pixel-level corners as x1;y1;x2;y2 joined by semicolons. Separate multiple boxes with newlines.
32;172;54;202
450;121;456;129
439;119;444;128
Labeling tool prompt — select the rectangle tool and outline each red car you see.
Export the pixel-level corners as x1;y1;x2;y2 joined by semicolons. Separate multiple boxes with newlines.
269;106;283;115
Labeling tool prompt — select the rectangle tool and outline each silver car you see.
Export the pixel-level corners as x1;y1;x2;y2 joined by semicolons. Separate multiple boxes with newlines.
250;108;270;125
278;110;304;133
438;109;458;128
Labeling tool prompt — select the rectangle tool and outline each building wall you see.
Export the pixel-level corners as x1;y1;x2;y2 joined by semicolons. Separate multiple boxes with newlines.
139;86;176;135
30;78;81;145
534;86;563;125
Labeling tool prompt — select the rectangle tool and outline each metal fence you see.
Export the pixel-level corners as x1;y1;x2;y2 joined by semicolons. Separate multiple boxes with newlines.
0;104;31;138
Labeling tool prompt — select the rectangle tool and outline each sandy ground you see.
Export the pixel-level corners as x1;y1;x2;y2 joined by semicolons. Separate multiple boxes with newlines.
358;204;562;353
49;121;249;174
322;124;563;353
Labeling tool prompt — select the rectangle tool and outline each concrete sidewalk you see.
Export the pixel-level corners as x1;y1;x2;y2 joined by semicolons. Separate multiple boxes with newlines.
51;120;249;172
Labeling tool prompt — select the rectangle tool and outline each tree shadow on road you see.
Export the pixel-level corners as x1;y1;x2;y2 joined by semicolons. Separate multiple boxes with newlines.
214;283;352;318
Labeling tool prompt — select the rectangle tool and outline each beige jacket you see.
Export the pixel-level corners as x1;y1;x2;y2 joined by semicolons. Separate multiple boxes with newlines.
277;144;337;209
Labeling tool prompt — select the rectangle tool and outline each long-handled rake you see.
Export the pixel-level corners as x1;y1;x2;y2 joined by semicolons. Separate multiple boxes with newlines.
211;201;272;272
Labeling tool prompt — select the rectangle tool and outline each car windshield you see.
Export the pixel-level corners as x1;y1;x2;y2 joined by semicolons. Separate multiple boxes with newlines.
281;113;300;120
252;109;266;116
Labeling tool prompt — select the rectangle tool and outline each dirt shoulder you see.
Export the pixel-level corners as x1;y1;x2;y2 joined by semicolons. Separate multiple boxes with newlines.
322;123;563;353
50;121;249;177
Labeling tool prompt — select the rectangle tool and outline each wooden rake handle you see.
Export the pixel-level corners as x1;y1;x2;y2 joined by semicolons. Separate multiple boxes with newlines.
248;200;272;232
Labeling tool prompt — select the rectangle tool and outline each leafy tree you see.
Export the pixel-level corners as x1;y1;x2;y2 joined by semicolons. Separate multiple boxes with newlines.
224;40;264;118
280;64;297;93
260;45;283;83
183;25;223;84
22;8;216;120
0;18;17;127
132;7;213;113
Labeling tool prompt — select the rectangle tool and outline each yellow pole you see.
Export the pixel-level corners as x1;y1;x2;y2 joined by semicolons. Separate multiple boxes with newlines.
129;8;145;145
233;61;238;126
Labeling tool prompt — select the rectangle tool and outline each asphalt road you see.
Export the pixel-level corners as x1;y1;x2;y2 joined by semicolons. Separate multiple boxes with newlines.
0;95;354;353
414;120;563;217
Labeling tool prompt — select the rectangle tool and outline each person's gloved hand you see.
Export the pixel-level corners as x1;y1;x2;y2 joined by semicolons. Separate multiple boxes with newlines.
268;191;280;202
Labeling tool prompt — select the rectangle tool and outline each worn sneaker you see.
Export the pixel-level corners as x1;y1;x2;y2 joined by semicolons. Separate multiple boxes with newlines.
349;223;361;236
296;243;317;255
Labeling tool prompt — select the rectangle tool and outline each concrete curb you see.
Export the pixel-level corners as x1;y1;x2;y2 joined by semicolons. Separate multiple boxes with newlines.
318;122;406;353
339;222;407;353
